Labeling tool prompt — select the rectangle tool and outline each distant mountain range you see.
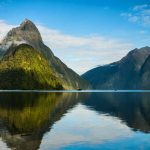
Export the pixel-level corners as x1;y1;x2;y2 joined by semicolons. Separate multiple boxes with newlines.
1;19;150;90
0;19;90;90
82;46;150;89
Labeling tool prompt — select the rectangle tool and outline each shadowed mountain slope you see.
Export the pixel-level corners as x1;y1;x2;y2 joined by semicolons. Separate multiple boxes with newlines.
82;46;150;89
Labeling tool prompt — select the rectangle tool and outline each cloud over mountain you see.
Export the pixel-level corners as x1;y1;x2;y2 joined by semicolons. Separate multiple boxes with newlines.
0;20;134;74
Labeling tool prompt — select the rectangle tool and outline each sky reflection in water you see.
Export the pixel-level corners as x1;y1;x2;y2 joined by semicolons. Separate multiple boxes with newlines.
0;92;149;149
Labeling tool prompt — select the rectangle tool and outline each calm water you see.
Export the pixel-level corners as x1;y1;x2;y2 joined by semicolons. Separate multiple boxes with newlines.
0;91;150;150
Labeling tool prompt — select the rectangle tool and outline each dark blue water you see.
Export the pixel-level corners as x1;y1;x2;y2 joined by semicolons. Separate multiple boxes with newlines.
0;91;150;150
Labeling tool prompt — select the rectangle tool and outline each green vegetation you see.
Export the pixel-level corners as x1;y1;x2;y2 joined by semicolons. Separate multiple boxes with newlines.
0;19;91;90
0;92;85;150
0;93;61;133
0;44;63;89
0;92;80;133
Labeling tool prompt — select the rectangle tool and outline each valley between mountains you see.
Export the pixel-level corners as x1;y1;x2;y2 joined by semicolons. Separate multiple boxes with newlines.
0;19;150;90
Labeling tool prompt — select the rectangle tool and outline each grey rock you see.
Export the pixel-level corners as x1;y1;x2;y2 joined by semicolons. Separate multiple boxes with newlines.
0;19;90;90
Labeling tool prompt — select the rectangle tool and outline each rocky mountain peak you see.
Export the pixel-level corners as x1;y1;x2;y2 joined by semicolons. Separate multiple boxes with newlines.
0;19;91;90
19;19;40;32
0;19;43;53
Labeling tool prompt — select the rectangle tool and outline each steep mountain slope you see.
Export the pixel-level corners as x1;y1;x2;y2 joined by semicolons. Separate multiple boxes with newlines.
0;19;90;90
0;44;63;89
140;55;150;89
82;47;150;89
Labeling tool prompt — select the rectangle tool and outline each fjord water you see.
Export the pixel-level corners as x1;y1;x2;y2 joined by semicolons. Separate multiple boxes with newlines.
0;92;150;149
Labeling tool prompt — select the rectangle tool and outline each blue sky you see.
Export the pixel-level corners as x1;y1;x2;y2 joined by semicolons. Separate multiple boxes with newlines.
0;0;150;74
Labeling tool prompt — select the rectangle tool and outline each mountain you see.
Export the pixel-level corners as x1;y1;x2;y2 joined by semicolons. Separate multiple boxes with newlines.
0;19;90;90
0;44;63;89
0;92;85;150
82;46;150;89
82;92;150;132
140;55;150;89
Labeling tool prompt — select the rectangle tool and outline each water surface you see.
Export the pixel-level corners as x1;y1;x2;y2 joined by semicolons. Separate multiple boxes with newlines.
0;91;150;149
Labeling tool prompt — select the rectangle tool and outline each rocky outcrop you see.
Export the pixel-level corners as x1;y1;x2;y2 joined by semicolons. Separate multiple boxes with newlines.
0;19;90;90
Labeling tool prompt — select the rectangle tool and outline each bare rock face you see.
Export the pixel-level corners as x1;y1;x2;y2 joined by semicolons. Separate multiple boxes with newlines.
0;19;54;58
0;19;90;90
3;19;42;43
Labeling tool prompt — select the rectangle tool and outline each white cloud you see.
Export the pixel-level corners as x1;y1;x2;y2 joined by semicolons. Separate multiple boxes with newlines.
40;104;133;149
121;4;150;26
133;4;149;11
0;20;15;40
38;25;134;74
0;20;134;74
139;30;147;34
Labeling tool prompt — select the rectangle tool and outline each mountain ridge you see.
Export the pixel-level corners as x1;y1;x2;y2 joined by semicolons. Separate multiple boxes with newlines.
82;46;150;89
0;19;91;90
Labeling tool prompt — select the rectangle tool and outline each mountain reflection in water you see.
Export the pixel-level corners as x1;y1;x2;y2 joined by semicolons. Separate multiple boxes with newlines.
82;92;150;132
0;92;149;150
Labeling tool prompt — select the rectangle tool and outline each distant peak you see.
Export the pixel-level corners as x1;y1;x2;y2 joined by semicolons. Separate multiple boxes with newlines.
23;18;30;22
21;18;33;24
1;19;43;48
19;19;38;31
22;18;33;24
